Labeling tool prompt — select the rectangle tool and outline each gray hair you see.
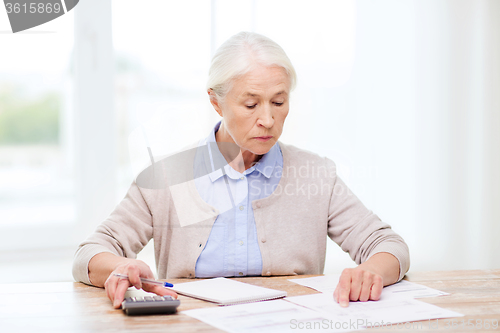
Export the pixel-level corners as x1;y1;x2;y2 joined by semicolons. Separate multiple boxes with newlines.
207;31;297;98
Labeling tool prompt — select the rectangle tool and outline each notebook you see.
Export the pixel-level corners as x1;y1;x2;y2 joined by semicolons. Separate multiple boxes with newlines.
172;277;287;305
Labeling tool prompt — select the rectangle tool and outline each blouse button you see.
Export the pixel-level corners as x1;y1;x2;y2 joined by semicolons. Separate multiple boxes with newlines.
261;239;266;243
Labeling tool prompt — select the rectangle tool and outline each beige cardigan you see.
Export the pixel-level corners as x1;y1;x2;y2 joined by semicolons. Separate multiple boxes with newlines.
73;142;410;285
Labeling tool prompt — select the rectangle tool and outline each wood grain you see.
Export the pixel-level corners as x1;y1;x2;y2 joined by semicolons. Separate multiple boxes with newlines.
0;270;498;332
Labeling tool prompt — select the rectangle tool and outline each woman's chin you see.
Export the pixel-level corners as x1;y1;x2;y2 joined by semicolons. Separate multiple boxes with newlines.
247;141;276;156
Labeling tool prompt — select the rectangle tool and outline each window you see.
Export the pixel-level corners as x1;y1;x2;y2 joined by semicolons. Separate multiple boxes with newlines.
0;11;76;252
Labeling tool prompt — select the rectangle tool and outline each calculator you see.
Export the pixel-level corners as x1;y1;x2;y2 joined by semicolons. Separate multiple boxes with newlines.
121;295;180;315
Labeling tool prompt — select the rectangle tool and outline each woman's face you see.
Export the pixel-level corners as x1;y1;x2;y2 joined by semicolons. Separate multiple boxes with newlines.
210;65;291;156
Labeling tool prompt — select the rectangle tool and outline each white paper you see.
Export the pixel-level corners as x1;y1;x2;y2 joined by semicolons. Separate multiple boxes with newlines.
288;275;340;294
382;280;449;299
285;293;463;329
183;299;362;333
288;275;449;299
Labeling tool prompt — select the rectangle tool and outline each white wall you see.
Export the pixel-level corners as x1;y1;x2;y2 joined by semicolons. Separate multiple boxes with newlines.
324;0;500;273
414;0;500;270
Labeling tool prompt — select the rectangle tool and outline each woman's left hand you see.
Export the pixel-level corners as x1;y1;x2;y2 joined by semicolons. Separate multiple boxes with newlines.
333;267;383;307
333;252;401;307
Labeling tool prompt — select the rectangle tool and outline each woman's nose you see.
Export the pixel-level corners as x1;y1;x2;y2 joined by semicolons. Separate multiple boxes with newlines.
257;104;274;128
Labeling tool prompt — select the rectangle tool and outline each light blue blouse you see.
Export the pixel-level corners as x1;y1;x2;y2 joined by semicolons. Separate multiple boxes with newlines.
194;121;283;277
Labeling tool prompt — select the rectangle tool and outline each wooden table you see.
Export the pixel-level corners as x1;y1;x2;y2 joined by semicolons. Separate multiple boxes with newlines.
0;270;499;332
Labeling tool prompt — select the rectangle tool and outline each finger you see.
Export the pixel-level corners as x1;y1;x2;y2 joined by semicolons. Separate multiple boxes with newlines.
105;275;119;303
105;282;112;302
358;272;374;302
333;286;339;303
126;265;142;290
113;278;131;309
370;275;383;301
349;269;363;302
143;284;178;299
338;269;352;307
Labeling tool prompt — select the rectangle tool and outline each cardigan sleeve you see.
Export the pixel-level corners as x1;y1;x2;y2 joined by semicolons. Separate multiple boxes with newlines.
325;158;410;281
72;181;154;285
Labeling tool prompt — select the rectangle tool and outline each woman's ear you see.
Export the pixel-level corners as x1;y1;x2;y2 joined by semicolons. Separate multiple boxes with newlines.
208;89;223;117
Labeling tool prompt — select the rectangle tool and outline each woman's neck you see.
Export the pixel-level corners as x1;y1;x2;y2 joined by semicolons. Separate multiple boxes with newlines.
215;124;262;173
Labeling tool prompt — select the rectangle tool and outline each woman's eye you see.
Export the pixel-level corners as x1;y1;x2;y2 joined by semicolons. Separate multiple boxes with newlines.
246;104;257;109
274;102;284;106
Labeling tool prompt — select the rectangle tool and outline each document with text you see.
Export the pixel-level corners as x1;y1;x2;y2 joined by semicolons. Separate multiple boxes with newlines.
285;293;463;329
183;299;360;333
184;277;459;332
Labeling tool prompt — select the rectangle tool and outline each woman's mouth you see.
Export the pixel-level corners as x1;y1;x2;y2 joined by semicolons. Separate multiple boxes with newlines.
254;136;273;142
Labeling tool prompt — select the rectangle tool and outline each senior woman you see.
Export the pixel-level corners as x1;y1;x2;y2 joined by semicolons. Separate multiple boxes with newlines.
73;32;409;309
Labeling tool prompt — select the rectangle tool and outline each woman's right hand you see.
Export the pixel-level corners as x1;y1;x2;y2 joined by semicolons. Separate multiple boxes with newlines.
89;253;177;309
104;259;178;308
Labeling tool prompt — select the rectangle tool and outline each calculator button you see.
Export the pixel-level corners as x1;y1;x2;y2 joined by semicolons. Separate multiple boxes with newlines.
125;297;134;302
122;296;181;315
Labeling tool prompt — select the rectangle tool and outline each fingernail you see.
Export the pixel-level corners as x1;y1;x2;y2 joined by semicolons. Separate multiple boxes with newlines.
340;301;348;307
